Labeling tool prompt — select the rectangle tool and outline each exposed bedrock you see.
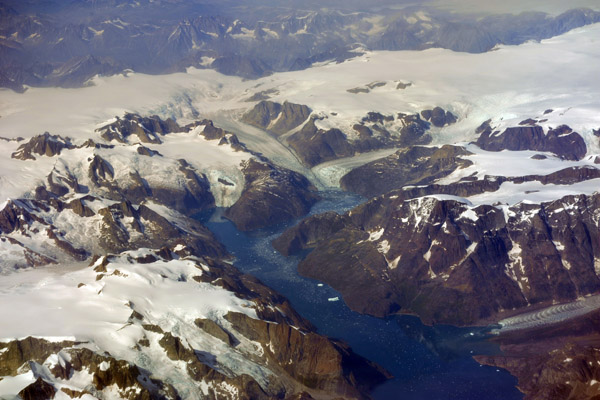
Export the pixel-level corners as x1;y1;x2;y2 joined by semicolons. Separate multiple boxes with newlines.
225;159;320;231
340;145;473;197
241;100;312;136
341;143;600;199
275;193;600;325
0;247;390;400
476;123;587;161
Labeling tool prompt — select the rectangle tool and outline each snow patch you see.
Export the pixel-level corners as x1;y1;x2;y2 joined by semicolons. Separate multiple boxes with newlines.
368;228;384;241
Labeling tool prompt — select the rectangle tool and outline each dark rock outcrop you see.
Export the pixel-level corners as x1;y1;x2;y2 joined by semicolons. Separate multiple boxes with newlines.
195;318;236;346
151;159;215;216
225;311;390;397
19;377;56;400
276;193;600;325
0;337;78;376
0;338;157;400
340;145;473;197
476;123;587;160
0;250;389;400
287;117;356;167
96;113;180;144
242;103;438;168
211;55;271;80
287;111;432;167
87;154;215;217
96;200;225;257
420;107;457;127
88;154;114;185
241;100;312;136
272;211;349;256
344;160;600;201
11;132;74;160
186;119;248;152
46;168;83;197
225;159;319;231
0;199;43;234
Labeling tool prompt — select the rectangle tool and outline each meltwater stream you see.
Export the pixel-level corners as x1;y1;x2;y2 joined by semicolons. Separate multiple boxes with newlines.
203;191;523;400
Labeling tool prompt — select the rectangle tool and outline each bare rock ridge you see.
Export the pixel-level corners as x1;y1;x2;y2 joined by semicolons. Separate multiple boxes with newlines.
420;106;457;128
340;144;600;199
241;100;312;136
242;101;461;167
340;145;473;197
225;159;320;231
476;122;587;161
3;5;600;90
275;193;600;325
11;132;74;160
223;311;391;396
0;196;225;262
81;151;215;218
288;116;356;167
96;113;180;144
391;165;600;201
286;110;436;167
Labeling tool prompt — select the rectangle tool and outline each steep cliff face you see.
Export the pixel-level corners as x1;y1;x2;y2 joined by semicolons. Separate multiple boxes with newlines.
276;193;600;325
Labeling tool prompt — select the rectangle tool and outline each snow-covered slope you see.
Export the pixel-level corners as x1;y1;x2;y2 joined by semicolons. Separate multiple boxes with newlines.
0;248;388;399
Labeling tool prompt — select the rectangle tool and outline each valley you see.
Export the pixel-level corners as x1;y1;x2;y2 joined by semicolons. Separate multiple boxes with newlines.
1;6;600;399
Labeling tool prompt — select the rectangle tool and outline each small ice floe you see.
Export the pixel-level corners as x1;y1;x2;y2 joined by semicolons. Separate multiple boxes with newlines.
328;297;339;302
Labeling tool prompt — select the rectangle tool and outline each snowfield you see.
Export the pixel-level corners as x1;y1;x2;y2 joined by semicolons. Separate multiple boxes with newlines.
0;24;599;197
0;251;270;399
0;23;598;273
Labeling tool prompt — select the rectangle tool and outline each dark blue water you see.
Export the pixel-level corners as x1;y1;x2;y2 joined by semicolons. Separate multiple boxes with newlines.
204;191;523;400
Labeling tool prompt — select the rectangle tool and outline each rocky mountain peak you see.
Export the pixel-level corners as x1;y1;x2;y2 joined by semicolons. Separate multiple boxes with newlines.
475;122;587;161
241;100;312;136
11;132;74;160
96;113;180;144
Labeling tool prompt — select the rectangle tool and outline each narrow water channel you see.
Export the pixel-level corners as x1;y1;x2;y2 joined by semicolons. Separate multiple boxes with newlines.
204;191;523;400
